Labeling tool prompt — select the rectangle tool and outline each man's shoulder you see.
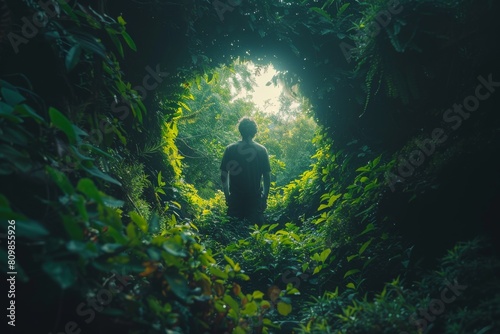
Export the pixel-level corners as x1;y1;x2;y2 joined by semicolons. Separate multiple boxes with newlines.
252;141;268;153
225;142;240;151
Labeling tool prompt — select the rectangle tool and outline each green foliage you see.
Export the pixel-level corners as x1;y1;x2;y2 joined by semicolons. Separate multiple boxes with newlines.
296;238;500;333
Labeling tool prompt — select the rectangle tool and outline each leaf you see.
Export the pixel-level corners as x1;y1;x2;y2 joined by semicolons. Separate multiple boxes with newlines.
46;166;75;194
209;266;228;279
129;211;148;233
252;290;264;300
62;215;84;240
346;282;356;289
320;248;331;263
233;326;246;334
166;273;191;300
81;166;121;186
337;3;350;16
277;301;292;316
359;238;373;255
117;15;127;26
356;166;370;172
121;31;137;51
1;87;25;105
347;254;358;262
77;178;102;204
359;176;369;183
309;7;332;21
49;107;77;144
106;28;124;57
343;269;360;279
328;193;342;206
360;223;376;236
42;261;77;289
65;44;82;71
223;295;240;314
241;301;258;315
13;219;49;239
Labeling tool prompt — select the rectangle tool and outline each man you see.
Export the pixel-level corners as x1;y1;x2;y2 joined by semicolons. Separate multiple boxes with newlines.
220;117;271;224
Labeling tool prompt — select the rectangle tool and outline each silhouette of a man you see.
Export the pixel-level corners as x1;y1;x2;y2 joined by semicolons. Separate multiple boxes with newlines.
220;117;271;224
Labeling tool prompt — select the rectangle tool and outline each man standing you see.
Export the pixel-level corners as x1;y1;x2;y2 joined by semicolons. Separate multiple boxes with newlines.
220;117;271;224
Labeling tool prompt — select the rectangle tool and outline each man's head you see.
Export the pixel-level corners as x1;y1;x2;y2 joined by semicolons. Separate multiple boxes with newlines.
238;117;258;140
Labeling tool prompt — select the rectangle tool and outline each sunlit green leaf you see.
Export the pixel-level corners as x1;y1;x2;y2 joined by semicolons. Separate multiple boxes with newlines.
277;301;292;316
343;269;360;279
49;107;77;144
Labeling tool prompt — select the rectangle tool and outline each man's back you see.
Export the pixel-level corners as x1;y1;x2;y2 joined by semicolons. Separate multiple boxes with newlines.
220;140;270;197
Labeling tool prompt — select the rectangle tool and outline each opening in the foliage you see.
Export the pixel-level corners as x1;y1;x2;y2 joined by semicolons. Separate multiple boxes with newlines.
176;60;318;199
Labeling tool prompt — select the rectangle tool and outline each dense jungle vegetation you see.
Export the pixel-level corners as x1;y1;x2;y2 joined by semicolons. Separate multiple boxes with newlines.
1;0;499;333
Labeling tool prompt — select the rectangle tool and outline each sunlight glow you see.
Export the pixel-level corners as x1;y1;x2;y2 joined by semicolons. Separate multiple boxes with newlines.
232;62;301;116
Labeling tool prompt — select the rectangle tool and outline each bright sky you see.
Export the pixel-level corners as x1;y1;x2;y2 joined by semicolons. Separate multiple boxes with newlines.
232;62;300;115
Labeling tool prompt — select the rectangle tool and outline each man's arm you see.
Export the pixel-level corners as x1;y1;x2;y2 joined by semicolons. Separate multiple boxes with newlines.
221;170;230;204
262;171;271;200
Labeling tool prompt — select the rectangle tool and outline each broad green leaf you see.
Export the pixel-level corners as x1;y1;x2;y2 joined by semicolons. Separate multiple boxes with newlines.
277;301;292;316
46;166;75;194
62;215;84;240
81;166;121;186
49;107;77;144
166;273;191;300
320;248;331;263
117;15;127;26
77;178;102;204
343;269;360;279
313;265;321;275
356;166;370;172
347;254;358;262
346;282;356;289
162;239;187;257
337;3;350;16
233;326;246;334
241;301;258;315
106;28;124;57
10;219;49;239
309;7;332;21
65;44;82;71
1;87;25;105
15;104;44;123
209;266;228;279
360;223;376;236
121;31;137;51
42;261;77;289
129;211;148;233
328;193;342;206
126;223;137;240
359;238;373;255
223;295;240;314
252;290;264;300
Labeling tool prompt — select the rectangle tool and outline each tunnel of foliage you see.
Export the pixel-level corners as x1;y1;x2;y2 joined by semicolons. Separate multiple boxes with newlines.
1;0;499;333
